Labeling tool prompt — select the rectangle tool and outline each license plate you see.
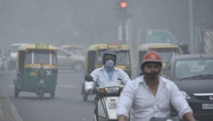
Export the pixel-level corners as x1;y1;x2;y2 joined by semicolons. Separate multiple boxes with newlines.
108;102;117;110
202;104;213;109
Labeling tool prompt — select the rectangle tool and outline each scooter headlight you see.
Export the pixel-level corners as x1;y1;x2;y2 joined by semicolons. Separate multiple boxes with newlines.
105;87;119;94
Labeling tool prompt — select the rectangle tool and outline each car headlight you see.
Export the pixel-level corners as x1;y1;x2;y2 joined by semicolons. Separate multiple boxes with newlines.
181;91;191;99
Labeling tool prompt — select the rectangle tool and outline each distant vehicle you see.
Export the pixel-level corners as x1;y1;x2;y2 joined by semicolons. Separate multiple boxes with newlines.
57;47;85;72
164;54;213;121
8;43;29;70
137;43;181;75
60;44;85;56
13;44;58;98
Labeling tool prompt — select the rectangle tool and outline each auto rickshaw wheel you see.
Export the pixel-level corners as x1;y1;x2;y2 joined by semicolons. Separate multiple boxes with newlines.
50;91;55;98
14;87;20;98
38;88;44;99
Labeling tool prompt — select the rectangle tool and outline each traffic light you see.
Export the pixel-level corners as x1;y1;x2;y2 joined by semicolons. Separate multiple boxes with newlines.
120;1;127;9
115;0;132;19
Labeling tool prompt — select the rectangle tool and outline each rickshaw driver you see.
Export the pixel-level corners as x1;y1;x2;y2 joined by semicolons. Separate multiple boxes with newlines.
85;49;131;94
116;51;196;121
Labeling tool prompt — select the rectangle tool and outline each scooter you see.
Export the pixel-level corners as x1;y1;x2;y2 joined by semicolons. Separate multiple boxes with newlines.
84;75;124;121
150;117;180;121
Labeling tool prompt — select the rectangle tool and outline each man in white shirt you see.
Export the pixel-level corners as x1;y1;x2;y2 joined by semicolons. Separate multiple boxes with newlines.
116;51;196;121
85;49;130;93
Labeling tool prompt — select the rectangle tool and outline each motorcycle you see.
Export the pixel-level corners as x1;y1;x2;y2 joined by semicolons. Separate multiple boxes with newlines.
84;75;124;121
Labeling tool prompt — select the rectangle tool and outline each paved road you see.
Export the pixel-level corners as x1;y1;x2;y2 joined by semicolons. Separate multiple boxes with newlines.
0;70;96;121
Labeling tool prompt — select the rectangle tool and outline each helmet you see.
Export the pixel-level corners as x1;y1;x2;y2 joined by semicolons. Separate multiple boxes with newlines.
102;50;117;65
179;42;189;50
141;51;162;71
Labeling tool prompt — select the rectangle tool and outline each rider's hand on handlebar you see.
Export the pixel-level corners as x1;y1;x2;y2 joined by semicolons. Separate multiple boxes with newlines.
87;89;93;94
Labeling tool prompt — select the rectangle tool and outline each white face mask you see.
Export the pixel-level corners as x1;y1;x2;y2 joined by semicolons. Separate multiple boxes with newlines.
105;59;114;69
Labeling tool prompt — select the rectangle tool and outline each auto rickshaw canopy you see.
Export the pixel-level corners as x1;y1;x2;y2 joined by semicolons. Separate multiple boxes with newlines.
87;43;129;51
18;44;57;51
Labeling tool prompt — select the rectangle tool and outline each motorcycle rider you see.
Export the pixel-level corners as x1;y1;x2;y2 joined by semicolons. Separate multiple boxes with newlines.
116;51;196;121
85;49;131;94
179;42;190;54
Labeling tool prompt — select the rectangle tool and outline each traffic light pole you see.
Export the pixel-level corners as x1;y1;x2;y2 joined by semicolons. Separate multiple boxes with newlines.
122;19;127;44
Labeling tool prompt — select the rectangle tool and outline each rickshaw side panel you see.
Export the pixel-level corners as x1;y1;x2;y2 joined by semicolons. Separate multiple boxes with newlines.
21;68;37;92
44;69;58;92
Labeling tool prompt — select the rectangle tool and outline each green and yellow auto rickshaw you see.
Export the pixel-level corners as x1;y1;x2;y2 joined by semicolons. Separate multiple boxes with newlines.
13;44;58;98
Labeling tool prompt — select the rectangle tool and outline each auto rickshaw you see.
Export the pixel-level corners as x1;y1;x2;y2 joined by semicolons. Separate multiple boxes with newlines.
137;43;181;75
81;42;132;101
13;44;58;98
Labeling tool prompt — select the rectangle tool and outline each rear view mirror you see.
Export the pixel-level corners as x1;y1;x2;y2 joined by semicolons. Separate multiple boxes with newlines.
84;75;93;82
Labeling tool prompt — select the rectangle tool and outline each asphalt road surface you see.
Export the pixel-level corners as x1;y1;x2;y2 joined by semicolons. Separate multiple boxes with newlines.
0;70;96;121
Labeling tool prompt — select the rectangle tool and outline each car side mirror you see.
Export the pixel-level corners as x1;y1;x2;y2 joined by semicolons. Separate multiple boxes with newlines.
84;75;93;82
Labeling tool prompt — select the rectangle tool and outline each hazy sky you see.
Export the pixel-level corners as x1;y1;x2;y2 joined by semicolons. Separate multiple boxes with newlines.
0;0;212;52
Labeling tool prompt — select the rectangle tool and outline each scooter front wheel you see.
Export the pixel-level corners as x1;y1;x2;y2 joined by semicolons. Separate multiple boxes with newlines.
14;87;20;98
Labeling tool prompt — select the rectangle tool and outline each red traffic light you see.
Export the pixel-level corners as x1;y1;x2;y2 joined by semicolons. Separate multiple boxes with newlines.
120;1;127;8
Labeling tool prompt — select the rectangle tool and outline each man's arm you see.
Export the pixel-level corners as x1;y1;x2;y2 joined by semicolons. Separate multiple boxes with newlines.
85;70;98;93
116;81;135;120
119;69;131;85
169;82;196;120
183;112;196;121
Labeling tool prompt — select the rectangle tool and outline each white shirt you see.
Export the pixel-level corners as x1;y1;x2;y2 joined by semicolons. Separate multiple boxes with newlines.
116;76;192;121
85;66;130;90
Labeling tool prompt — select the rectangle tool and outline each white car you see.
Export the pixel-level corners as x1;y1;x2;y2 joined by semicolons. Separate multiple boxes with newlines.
57;47;85;72
8;43;28;70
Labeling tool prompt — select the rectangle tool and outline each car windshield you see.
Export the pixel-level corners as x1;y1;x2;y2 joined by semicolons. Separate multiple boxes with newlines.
175;58;213;80
26;50;57;65
97;50;130;65
152;48;178;62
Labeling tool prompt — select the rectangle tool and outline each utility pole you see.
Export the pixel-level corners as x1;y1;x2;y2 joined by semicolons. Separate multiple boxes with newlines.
189;0;194;53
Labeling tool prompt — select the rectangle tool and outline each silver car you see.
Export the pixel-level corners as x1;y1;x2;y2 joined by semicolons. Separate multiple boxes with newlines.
57;48;85;72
